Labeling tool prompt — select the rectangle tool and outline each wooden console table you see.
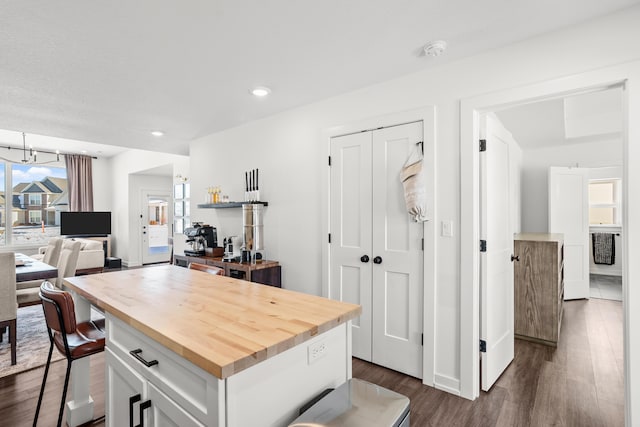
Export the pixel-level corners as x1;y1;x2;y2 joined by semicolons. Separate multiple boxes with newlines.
173;254;281;287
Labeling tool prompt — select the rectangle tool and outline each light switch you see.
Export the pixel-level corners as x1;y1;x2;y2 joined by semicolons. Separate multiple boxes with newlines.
441;220;453;237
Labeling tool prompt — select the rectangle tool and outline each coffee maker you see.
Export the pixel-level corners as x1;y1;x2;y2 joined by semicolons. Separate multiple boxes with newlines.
184;224;217;256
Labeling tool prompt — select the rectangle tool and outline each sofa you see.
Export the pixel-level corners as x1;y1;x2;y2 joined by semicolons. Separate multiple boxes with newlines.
33;237;105;275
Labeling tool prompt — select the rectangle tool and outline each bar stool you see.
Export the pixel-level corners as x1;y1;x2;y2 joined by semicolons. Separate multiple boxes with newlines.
34;281;105;427
189;262;225;276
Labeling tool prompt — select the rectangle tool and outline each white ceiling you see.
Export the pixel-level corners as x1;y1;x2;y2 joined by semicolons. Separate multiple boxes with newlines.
1;0;638;157
495;88;623;149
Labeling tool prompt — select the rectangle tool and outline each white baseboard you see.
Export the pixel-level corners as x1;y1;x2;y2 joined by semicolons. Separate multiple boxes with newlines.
433;373;461;396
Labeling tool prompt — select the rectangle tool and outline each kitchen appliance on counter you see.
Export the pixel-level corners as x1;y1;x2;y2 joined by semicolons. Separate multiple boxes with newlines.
242;204;264;264
184;224;217;257
222;236;240;262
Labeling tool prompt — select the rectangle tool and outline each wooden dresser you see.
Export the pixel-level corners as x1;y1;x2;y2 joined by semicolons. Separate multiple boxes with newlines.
514;233;564;346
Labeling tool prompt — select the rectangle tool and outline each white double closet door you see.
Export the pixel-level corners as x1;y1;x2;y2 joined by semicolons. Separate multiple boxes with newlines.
329;121;424;378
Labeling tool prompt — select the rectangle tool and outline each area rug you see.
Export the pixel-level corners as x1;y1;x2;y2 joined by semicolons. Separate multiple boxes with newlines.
0;305;65;378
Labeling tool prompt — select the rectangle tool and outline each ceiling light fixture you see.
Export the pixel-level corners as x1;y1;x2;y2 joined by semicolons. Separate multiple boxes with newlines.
251;86;271;97
423;40;447;57
151;130;164;137
0;132;97;163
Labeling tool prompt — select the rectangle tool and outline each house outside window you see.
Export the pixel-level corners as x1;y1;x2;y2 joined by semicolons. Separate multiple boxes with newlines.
588;179;621;225
0;160;67;247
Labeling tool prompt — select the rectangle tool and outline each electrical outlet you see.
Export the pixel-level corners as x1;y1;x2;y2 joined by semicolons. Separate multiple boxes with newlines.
308;340;328;364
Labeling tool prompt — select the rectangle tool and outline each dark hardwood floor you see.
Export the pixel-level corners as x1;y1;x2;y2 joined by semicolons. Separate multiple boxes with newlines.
354;298;624;427
0;299;623;426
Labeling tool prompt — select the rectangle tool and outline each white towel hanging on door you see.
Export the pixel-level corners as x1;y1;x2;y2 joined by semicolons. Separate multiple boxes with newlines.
400;145;428;222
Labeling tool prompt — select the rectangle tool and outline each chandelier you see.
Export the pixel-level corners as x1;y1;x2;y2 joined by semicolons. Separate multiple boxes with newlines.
0;132;61;165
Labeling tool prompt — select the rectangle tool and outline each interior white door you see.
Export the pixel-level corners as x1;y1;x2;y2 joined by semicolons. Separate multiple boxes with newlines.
329;122;424;378
480;114;514;391
142;190;172;265
371;123;424;378
329;131;373;361
549;166;589;299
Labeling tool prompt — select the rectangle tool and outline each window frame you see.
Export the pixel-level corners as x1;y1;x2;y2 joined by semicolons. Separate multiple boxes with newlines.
0;160;67;247
588;178;622;226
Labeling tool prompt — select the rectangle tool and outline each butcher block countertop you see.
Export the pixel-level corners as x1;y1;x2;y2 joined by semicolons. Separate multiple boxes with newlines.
63;265;361;379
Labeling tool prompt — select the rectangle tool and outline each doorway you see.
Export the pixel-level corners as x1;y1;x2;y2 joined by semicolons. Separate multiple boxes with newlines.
479;87;625;392
460;70;631;408
141;190;172;264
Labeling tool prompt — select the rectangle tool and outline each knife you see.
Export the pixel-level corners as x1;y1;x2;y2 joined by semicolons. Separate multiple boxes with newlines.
245;171;249;192
256;168;259;190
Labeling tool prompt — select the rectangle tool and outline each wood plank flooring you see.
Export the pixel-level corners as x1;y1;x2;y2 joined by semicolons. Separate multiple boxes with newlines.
0;298;623;426
354;298;624;427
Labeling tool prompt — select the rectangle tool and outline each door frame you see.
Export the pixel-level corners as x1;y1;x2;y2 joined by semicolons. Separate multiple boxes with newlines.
140;189;172;265
321;106;436;386
461;61;639;425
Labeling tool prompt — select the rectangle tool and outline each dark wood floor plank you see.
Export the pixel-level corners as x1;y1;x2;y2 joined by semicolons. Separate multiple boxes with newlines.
0;299;623;426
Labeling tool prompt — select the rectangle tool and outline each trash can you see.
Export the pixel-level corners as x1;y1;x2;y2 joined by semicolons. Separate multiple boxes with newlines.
289;378;410;427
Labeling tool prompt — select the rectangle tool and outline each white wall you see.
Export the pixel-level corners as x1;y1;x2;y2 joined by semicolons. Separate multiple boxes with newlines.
189;6;640;420
108;149;188;265
520;139;623;233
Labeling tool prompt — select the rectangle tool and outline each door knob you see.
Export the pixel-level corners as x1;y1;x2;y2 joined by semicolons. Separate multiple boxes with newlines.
360;255;370;263
373;256;382;264
511;255;520;262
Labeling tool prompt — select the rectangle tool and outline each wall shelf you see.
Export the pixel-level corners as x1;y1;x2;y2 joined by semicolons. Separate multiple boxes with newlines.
197;201;269;209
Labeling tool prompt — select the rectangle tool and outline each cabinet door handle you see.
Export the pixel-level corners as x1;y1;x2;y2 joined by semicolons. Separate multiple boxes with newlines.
138;400;152;427
130;349;159;367
360;255;370;263
129;394;141;427
511;255;520;262
373;256;382;264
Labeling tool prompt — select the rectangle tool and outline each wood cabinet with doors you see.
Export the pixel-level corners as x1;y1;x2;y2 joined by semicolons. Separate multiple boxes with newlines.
328;121;424;378
513;233;564;346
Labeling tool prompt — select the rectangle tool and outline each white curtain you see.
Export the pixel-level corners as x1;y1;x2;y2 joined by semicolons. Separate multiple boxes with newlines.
64;154;94;212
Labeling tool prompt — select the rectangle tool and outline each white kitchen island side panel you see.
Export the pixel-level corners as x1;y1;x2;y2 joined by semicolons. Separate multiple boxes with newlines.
226;322;351;427
105;312;351;427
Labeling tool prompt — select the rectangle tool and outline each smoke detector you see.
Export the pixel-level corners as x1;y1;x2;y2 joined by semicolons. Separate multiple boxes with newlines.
423;40;447;57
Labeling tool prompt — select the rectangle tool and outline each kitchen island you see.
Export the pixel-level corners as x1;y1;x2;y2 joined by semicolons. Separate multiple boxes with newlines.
62;265;361;427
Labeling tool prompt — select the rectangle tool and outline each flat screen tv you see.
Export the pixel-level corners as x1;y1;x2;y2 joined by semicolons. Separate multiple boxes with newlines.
60;211;111;236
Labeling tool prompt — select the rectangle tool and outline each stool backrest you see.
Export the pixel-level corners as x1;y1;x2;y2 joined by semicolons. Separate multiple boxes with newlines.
40;281;76;335
189;262;225;276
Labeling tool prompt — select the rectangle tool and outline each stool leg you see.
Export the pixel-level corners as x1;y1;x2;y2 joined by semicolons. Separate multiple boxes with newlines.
56;359;73;427
33;342;54;427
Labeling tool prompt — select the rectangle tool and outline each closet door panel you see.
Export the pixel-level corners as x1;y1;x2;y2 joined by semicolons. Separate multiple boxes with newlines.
371;122;424;378
329;131;373;361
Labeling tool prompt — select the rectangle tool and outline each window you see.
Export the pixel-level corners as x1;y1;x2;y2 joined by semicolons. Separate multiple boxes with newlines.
0;161;67;247
29;210;42;224
29;193;42;205
0;163;5;245
589;179;621;225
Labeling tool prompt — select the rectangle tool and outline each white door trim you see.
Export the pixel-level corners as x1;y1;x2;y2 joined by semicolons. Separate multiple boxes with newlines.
321;107;436;386
461;61;639;427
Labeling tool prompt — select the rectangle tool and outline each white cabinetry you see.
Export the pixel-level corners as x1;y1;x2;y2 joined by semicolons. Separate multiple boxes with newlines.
106;348;205;427
105;314;222;426
104;312;350;427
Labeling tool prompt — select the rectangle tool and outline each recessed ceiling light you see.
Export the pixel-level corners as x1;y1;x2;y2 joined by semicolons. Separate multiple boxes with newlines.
423;40;447;57
251;86;271;97
151;130;164;137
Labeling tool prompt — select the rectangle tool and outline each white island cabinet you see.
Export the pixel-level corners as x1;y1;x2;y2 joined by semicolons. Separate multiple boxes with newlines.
63;265;360;427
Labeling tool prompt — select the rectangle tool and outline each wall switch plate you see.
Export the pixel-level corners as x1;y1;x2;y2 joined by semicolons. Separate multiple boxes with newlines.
442;220;453;237
308;340;328;364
